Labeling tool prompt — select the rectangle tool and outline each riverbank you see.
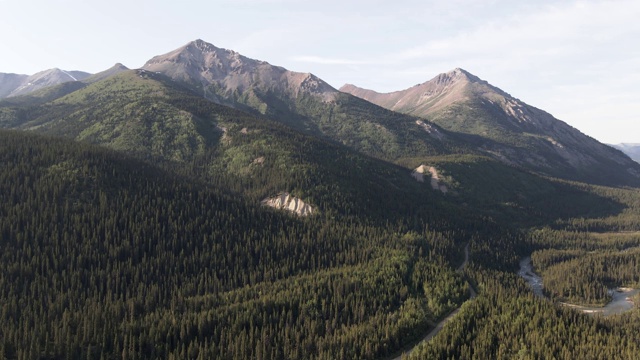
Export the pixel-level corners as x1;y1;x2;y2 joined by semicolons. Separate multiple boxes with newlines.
559;288;639;316
518;257;639;317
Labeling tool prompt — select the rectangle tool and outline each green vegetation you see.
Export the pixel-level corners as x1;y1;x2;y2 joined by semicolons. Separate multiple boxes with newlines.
408;270;640;359
0;130;473;359
200;78;475;162
2;65;640;360
406;187;640;359
529;231;640;305
0;81;87;107
428;101;523;146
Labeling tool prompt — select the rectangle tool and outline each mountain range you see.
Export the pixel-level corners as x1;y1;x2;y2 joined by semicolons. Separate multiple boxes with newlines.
341;68;639;185
2;39;640;359
2;39;637;187
611;143;640;163
0;68;91;98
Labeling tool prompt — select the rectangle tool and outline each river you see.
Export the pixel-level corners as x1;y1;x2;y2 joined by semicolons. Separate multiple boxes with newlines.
518;256;639;316
561;288;640;316
517;257;544;297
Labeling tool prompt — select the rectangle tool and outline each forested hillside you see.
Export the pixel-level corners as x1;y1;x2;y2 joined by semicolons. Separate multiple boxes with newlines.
3;126;640;359
0;130;476;359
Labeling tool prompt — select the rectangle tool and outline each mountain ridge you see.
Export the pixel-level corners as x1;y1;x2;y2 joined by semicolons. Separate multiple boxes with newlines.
341;68;640;186
139;40;468;161
611;143;640;163
142;39;338;103
340;68;503;115
0;68;92;98
1;39;638;186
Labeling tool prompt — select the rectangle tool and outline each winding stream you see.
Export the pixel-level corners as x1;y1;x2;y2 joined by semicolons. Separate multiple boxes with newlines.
517;257;543;297
518;256;639;316
561;288;640;316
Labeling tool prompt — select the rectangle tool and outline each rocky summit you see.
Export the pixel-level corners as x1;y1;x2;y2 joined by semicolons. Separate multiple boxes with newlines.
142;39;338;105
341;68;640;186
0;68;91;98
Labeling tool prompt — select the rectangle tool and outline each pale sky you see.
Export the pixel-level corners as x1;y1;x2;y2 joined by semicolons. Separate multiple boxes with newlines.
2;0;639;143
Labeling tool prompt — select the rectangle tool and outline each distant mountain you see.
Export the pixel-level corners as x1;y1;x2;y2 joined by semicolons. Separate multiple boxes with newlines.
0;68;91;98
611;143;640;163
341;69;491;117
84;63;129;83
0;64;128;107
0;65;607;226
341;69;640;186
143;42;640;186
141;40;469;161
0;73;27;98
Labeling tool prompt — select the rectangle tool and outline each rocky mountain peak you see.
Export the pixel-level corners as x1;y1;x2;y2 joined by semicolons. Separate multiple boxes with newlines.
189;39;218;52
143;39;272;83
433;68;470;85
185;40;238;62
339;83;358;92
342;69;640;185
3;68;91;98
297;72;335;96
84;63;129;84
112;63;129;70
147;39;266;69
142;39;337;104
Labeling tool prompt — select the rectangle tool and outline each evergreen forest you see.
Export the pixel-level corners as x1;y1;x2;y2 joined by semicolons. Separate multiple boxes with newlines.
1;63;640;360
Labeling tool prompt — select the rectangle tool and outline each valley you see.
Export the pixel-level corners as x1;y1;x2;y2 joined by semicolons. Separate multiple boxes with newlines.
1;39;640;359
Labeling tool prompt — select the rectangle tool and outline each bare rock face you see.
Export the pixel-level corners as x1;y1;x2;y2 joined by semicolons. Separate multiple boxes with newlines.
340;68;473;115
142;39;338;104
261;192;315;216
411;165;448;193
415;120;445;140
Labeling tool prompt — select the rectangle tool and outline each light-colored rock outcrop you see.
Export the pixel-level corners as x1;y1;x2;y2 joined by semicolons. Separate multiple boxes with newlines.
252;156;265;165
416;120;445;140
411;165;448;193
261;192;315;216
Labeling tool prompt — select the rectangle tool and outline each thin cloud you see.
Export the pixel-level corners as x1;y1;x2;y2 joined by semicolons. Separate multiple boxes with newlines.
393;0;640;64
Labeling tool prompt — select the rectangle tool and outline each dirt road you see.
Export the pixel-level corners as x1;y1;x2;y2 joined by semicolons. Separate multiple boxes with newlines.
390;243;475;360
